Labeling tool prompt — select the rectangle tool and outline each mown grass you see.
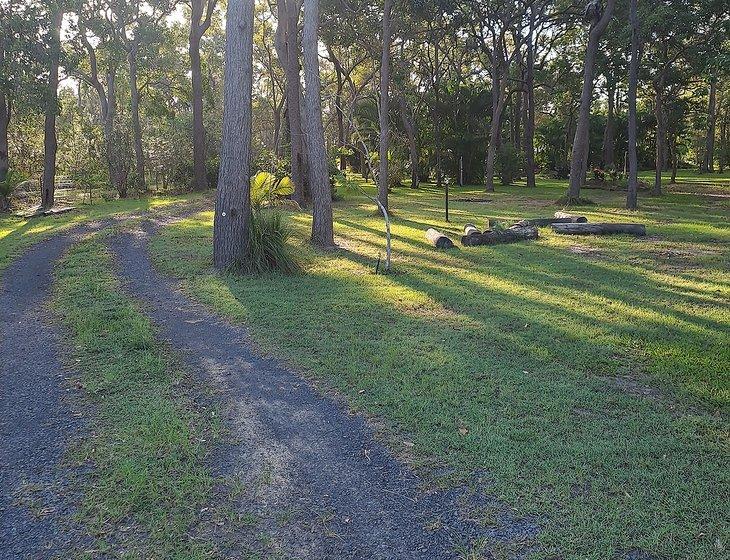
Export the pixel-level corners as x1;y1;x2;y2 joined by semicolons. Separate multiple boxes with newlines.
151;176;729;559
0;194;201;274
54;235;215;559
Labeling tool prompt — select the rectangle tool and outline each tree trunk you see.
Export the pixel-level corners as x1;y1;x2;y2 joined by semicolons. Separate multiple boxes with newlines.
602;79;615;168
399;96;419;188
567;0;616;201
485;76;508;192
626;0;640;210
41;9;63;209
378;0;393;210
0;38;8;184
653;83;664;195
719;108;727;173
275;0;307;205
302;0;334;247
0;94;9;184
128;44;146;192
513;88;522;152
524;11;536;188
189;33;207;190
703;78;717;173
213;0;254;270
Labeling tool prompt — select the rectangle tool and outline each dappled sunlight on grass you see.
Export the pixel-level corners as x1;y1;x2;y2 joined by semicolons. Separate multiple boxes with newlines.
150;179;728;559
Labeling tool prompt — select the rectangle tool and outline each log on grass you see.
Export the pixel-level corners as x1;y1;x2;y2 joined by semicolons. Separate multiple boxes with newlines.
462;225;538;246
553;211;588;222
513;217;584;227
464;223;481;236
425;228;455;249
551;223;646;236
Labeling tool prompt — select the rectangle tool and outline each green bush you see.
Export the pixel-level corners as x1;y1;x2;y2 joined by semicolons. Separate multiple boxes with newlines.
496;142;522;185
0;169;26;211
245;207;299;274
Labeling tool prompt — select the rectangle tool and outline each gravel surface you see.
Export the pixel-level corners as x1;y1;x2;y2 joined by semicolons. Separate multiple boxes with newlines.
107;220;538;559
0;227;100;559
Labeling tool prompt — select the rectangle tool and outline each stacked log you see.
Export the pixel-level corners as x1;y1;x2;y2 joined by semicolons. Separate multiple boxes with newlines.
551;223;646;236
554;212;588;222
462;225;538;246
464;223;481;236
425;228;456;249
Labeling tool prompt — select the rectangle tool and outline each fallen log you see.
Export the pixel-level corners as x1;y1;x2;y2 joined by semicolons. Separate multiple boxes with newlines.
553;212;588;222
464;223;481;236
551;223;646;236
425;228;456;249
513;217;585;227
462;225;538;246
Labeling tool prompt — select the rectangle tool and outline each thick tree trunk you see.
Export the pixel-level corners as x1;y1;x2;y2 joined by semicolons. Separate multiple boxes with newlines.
703;78;717;173
0;93;9;184
378;0;393;210
653;83;664;195
189;33;207;190
302;0;334;247
213;0;254;270
567;0;616;201
41;9;63;209
626;0;640;210
399;96;419;188
128;45;146;192
275;0;307;205
602;80;615;168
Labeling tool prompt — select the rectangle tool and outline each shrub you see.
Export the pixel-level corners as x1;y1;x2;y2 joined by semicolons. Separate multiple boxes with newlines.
250;171;294;205
0;169;26;211
497;142;522;185
387;158;407;190
245;207;299;274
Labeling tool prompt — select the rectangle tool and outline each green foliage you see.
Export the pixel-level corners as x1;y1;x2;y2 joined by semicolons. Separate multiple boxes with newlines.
245;207;299;274
496;142;522;185
387;158;408;190
250;171;294;206
0;169;26;210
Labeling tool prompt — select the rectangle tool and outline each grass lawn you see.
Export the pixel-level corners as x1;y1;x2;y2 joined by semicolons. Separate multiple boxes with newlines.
0;194;202;273
54;235;216;559
151;176;729;559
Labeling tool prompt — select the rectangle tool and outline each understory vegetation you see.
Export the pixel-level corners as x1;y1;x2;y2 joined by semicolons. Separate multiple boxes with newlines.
151;176;729;559
54;235;216;559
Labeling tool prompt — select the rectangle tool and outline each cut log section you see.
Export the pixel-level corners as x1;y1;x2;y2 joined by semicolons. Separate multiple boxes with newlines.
425;228;456;249
462;225;538;246
464;223;481;236
553;212;588;222
513;216;586;227
551;223;646;236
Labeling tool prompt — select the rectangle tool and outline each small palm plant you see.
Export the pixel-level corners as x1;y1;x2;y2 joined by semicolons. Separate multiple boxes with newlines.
0;169;25;212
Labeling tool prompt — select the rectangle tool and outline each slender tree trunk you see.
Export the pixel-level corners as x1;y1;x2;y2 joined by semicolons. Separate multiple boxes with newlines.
41;9;63;209
0;38;8;185
0;94;9;185
485;66;508;192
703;78;717;173
399;96;419;188
128;44;146;192
653;82;664;195
567;0;616;201
626;0;639;210
213;0;254;270
524;12;536;189
513;88;522;151
302;0;334;247
189;32;207;190
378;0;393;210
719;107;727;173
670;136;678;183
275;0;307;205
602;80;615;168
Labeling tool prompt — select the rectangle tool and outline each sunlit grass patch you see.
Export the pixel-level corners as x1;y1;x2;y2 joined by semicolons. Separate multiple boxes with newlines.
54;237;215;559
